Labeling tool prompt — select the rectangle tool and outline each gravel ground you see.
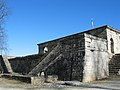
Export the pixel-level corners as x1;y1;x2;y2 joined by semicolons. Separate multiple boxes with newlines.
0;76;120;90
0;78;71;89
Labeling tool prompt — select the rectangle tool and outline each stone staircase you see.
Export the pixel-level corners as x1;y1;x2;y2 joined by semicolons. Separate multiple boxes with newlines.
42;54;63;71
28;44;62;76
109;54;120;76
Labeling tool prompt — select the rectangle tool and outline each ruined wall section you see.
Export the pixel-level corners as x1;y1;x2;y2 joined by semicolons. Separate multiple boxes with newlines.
83;33;109;82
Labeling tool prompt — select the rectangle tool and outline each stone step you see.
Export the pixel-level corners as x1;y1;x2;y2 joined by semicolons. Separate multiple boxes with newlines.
109;54;120;76
109;67;119;69
109;70;119;72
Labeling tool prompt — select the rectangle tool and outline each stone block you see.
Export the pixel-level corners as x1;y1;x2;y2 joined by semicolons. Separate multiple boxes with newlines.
31;76;45;85
46;75;58;83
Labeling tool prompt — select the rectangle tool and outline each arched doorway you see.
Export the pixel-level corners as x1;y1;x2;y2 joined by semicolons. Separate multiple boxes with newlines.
110;38;114;53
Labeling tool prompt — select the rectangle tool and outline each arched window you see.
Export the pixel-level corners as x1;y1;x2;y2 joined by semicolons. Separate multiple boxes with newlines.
43;47;48;53
110;38;114;53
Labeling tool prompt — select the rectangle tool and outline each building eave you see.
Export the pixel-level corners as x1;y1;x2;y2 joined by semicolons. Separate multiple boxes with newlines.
37;25;120;45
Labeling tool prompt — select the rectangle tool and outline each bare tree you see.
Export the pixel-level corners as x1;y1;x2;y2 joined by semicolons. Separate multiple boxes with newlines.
0;0;8;54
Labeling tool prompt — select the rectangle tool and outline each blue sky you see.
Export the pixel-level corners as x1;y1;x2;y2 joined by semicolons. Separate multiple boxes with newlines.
6;0;120;56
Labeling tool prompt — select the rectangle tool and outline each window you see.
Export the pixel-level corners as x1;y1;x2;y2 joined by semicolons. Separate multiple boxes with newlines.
43;47;48;53
110;38;114;53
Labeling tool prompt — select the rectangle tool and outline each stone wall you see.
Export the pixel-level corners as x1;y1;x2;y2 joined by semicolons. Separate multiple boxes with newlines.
42;34;85;81
28;44;62;76
38;33;85;54
106;28;120;54
8;54;47;75
83;34;109;82
8;33;85;81
85;26;107;39
38;40;58;54
46;51;85;81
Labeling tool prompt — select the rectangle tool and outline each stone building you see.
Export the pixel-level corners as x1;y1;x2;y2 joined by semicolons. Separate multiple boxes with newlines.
1;25;120;82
